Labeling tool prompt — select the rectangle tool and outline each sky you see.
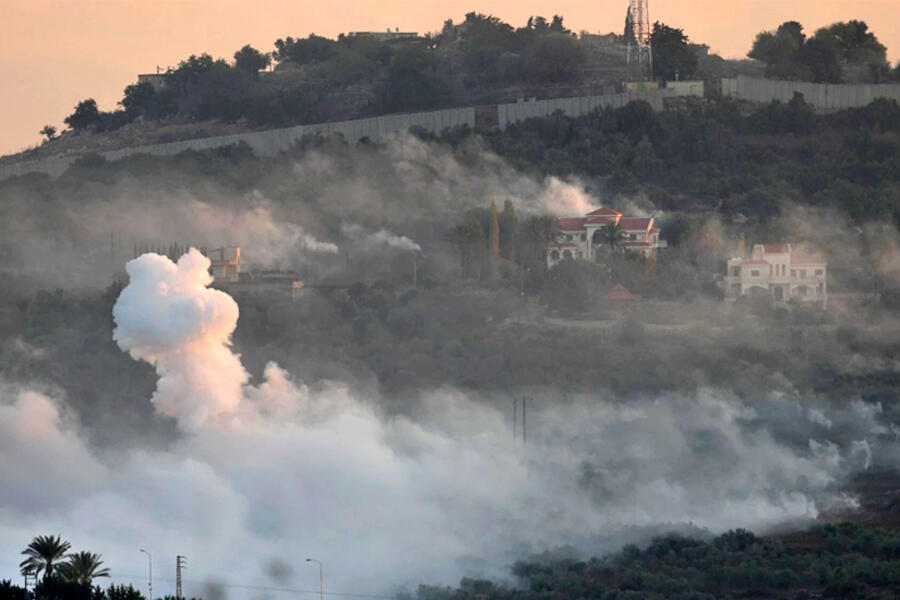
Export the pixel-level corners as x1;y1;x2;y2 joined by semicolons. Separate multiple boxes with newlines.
1;0;898;157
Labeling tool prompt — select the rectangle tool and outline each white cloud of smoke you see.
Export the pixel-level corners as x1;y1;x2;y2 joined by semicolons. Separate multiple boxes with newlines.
1;250;894;599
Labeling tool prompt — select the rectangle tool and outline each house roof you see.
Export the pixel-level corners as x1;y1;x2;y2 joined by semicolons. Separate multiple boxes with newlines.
585;215;618;225
557;217;586;231
763;243;790;254
619;217;653;231
604;283;636;301
586;206;621;217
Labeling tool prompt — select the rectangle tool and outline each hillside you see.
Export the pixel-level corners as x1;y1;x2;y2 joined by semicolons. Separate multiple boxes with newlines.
3;12;766;165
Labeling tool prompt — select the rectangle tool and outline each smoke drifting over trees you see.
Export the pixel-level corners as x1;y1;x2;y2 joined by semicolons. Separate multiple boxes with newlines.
2;110;900;599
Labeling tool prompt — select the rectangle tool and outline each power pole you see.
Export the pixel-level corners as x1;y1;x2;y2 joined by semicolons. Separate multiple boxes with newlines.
140;549;152;600
24;570;34;599
176;555;186;600
625;0;653;82
513;398;518;450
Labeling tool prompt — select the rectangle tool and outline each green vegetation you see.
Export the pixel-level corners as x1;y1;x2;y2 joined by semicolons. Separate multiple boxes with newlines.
8;535;128;600
749;20;892;83
415;523;900;600
470;96;900;226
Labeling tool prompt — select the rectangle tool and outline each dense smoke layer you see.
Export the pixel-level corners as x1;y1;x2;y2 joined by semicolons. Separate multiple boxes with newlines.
0;134;601;291
2;251;895;599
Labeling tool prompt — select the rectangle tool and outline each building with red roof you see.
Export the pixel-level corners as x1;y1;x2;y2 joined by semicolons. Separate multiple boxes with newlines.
546;207;666;267
725;243;827;308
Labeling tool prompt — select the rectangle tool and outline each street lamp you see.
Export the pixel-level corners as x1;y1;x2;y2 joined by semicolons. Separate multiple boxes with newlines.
306;558;323;600
139;549;152;600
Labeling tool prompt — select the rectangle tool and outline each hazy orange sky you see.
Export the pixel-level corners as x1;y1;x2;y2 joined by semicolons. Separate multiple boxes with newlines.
2;0;898;157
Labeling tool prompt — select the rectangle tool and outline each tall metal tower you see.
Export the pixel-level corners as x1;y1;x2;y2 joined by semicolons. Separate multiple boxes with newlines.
176;555;187;600
625;0;653;81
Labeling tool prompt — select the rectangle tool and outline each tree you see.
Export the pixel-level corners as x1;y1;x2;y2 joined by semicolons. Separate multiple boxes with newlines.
445;217;484;277
40;125;57;141
64;99;101;131
382;45;450;112
273;34;338;65
500;199;518;261
595;222;626;254
20;535;71;581
234;44;271;78
650;22;697;81
59;552;110;586
748;21;809;80
489;200;500;258
518;215;558;269
120;81;156;114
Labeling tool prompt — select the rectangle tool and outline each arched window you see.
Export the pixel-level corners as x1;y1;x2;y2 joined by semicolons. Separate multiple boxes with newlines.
550;250;560;261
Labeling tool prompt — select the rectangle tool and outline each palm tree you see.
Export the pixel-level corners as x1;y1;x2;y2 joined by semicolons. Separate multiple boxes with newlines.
19;535;71;581
59;552;111;585
595;222;626;255
445;217;484;277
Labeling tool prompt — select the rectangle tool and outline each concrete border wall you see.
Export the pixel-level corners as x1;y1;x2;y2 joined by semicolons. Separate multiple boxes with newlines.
723;75;900;112
0;106;476;182
497;89;673;129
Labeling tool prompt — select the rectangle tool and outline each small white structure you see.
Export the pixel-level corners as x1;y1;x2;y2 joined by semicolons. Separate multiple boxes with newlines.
207;246;245;283
546;207;665;267
725;243;827;308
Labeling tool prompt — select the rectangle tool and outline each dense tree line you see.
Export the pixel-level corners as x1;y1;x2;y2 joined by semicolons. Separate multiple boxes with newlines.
464;96;900;226
414;523;900;600
749;20;895;83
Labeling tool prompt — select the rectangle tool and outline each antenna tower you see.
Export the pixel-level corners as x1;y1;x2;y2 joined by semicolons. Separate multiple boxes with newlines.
625;0;653;81
176;555;187;599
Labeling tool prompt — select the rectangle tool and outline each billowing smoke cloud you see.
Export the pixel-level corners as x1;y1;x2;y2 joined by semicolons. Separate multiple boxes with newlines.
342;223;421;252
112;249;246;429
1;250;891;598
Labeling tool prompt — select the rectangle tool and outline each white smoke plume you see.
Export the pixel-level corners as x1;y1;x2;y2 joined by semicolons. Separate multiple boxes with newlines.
342;223;421;252
1;250;892;598
112;249;247;429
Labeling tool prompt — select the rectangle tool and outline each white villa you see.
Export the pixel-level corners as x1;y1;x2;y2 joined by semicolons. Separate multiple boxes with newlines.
546;207;665;267
725;243;827;308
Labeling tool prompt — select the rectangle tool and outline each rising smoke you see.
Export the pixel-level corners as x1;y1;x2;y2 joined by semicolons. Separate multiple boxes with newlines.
1;248;894;599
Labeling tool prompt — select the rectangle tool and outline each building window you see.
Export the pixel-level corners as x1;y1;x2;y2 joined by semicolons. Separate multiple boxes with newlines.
581;233;586;241
566;234;573;241
550;250;559;260
791;270;796;278
731;267;741;276
815;269;823;276
751;270;760;276
798;285;807;297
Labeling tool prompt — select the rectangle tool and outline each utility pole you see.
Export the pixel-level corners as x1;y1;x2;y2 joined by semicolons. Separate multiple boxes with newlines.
140;549;152;600
513;398;518;450
24;569;35;599
176;555;186;600
522;397;527;448
306;558;323;600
